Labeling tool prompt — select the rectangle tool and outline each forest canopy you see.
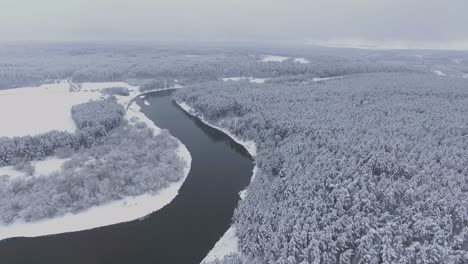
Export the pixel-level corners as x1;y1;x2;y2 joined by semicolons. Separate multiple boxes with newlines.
176;72;468;264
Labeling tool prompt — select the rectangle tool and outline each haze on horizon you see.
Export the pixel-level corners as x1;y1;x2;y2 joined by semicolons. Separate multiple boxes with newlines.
1;0;468;50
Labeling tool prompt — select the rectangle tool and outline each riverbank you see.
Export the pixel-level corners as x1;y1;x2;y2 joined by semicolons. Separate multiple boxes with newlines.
176;100;258;263
0;82;192;241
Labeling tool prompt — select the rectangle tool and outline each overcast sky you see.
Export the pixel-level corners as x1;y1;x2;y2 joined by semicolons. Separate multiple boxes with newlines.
1;0;467;49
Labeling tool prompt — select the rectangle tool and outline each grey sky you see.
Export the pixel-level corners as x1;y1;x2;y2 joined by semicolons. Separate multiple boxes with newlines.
1;0;467;48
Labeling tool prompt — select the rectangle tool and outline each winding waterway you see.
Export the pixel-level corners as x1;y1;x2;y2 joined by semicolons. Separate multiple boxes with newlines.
0;89;254;264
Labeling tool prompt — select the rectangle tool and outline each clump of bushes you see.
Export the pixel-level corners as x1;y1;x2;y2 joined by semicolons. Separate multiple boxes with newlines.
101;87;130;96
71;98;125;132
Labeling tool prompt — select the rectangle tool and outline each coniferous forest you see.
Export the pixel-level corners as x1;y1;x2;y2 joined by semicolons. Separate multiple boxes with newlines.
1;43;468;263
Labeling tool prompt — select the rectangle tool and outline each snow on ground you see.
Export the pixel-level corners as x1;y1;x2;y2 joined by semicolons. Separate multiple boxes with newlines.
453;59;463;64
34;157;69;176
293;57;310;64
222;77;243;82
239;166;258;200
463;74;468;79
313;76;343;82
0;81;192;241
249;78;266;84
144;100;150;106
202;227;239;264
0;166;25;178
222;77;267;84
178;102;256;157
260;55;289;62
433;70;446;76
0;157;69;179
177;101;259;263
0;80;141;137
185;54;201;58
260;55;310;64
0;81;94;137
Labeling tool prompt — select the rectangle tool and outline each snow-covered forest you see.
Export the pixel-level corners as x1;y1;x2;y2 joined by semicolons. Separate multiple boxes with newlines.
0;121;184;223
175;72;468;263
1;43;468;263
0;97;186;224
2;43;467;90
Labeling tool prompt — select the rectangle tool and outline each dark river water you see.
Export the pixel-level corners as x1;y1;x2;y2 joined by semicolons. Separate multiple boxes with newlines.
0;89;254;264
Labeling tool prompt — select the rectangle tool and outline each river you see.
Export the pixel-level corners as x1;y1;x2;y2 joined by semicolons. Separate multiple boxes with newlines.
0;89;253;264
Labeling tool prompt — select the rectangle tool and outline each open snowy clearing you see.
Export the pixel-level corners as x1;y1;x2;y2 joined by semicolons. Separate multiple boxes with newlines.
463;74;468;78
34;157;69;176
222;77;267;84
293;57;310;64
0;166;22;178
0;157;69;179
260;55;310;64
433;70;446;76
0;81;140;137
313;76;343;82
0;81;98;137
260;55;289;62
0;81;192;241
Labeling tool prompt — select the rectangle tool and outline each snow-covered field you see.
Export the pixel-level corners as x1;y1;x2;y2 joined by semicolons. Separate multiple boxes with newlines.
0;81;97;137
0;81;143;137
313;76;343;82
222;77;267;84
260;55;310;64
200;165;259;263
293;57;310;64
463;74;468;78
433;70;446;76
0;81;192;241
260;55;289;62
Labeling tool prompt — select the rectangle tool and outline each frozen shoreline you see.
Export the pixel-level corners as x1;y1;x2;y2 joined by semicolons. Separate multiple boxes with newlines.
177;102;256;157
0;81;192;241
176;100;258;263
